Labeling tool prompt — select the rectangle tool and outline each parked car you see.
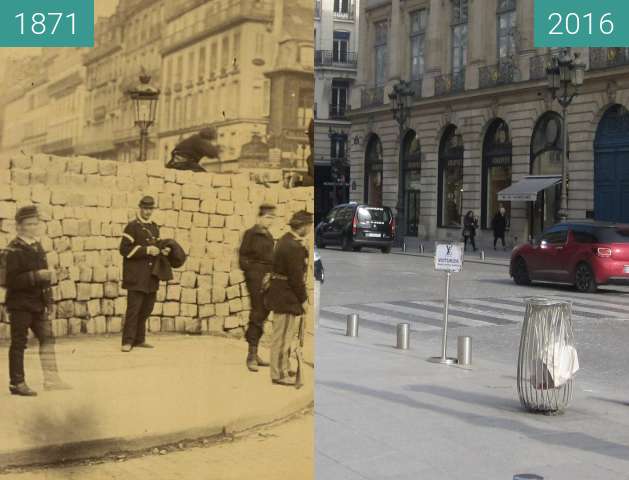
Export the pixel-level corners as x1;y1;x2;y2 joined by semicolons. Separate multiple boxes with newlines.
510;221;629;292
315;203;395;253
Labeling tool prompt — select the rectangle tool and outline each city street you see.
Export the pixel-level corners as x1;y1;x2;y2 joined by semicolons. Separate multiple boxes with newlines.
2;412;313;480
315;246;629;479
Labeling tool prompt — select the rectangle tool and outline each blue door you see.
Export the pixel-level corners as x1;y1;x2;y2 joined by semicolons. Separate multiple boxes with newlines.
594;105;629;223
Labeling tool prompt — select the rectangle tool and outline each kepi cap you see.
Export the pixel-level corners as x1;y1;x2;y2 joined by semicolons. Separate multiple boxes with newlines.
139;196;156;209
15;205;39;223
289;210;314;228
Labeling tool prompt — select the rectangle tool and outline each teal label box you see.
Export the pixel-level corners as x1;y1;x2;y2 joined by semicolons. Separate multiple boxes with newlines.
0;0;94;47
535;0;629;47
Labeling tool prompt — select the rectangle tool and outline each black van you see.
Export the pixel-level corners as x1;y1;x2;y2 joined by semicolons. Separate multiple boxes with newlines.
315;203;395;253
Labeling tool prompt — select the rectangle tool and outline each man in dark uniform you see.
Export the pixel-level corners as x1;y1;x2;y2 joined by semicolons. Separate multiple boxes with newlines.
239;203;276;372
119;196;169;352
166;127;221;172
265;210;313;386
6;206;70;396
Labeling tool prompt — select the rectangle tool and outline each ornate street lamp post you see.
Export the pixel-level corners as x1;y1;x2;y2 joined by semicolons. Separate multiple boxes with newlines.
389;80;415;243
128;72;160;162
545;49;585;222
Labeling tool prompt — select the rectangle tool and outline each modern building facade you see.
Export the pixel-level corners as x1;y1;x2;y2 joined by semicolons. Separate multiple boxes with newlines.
349;0;629;246
314;0;360;223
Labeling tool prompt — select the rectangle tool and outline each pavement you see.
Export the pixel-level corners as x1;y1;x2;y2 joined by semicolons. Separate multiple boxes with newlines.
316;248;629;480
2;411;314;480
392;242;512;267
0;332;314;469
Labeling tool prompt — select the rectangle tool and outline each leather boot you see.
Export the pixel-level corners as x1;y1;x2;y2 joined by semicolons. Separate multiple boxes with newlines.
247;345;258;372
43;377;73;391
10;382;38;396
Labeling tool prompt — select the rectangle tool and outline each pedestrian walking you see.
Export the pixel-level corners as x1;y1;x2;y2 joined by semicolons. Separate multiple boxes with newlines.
491;206;508;250
239;203;276;372
166;127;221;172
119;196;168;352
5;205;70;396
462;211;478;252
265;211;313;386
314;247;324;328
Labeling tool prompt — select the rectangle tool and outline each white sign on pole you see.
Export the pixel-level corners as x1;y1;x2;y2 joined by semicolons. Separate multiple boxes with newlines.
434;242;464;273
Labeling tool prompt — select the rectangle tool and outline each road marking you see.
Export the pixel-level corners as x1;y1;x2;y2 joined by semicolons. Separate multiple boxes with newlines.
322;305;441;332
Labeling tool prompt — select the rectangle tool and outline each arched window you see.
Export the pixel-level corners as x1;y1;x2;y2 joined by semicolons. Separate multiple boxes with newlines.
403;130;422;235
530;112;563;235
438;125;464;227
482;119;512;229
364;135;383;206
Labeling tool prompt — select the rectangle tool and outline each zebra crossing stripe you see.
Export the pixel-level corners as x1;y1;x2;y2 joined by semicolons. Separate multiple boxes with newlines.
405;300;515;326
318;309;408;334
487;297;623;320
373;301;500;328
322;305;441;332
547;295;629;316
446;299;524;323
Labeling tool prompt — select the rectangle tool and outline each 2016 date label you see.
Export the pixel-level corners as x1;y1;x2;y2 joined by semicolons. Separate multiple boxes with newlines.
536;0;629;47
0;1;93;47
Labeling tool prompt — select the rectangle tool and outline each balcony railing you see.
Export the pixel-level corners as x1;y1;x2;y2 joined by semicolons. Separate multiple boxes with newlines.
361;86;384;109
479;59;516;89
590;48;629;70
315;50;358;68
529;53;552;81
162;0;274;54
434;70;465;96
409;79;422;99
329;103;350;119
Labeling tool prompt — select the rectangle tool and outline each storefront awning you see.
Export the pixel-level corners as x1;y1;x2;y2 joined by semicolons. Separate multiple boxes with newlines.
497;175;561;202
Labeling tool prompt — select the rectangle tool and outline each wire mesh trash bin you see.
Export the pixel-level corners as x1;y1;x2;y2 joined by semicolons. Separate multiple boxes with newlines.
517;298;579;414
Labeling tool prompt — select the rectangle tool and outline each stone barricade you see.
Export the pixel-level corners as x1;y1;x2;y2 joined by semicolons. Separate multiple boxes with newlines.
0;154;313;339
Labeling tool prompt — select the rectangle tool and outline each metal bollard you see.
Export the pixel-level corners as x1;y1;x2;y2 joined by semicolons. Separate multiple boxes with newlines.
346;313;359;337
402;241;407;253
419;242;425;254
396;323;410;350
480;249;485;261
457;336;472;366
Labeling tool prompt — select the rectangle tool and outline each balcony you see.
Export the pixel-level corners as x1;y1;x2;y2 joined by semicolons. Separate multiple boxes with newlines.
333;1;356;20
434;70;465;96
315;0;321;18
590;48;629;71
361;86;384;109
315;50;358;68
83;41;122;66
529;53;552;81
329;103;350;119
162;0;274;55
479;59;517;89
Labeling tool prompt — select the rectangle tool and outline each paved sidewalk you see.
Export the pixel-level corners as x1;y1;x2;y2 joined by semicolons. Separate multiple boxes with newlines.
0;333;313;468
392;244;512;267
316;321;629;480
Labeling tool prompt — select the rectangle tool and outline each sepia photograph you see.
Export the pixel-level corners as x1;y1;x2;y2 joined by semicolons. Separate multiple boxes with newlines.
0;0;314;479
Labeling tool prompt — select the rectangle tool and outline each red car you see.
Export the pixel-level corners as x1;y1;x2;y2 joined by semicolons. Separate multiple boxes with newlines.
510;221;629;292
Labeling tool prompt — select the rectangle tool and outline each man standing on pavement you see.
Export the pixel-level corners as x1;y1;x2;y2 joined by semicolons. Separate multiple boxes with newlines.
239;203;276;372
5;206;70;396
119;196;169;352
265;211;313;386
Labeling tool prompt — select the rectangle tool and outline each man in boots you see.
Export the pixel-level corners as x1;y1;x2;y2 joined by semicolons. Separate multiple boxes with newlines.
265;210;313;386
6;206;70;396
119;196;167;352
239;203;276;372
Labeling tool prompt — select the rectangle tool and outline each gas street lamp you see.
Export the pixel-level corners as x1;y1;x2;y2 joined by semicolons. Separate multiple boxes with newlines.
128;72;160;162
545;49;585;222
389;80;415;244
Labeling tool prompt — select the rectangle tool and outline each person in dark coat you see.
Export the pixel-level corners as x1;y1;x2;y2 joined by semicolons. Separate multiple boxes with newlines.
239;203;276;372
6;206;70;396
166;127;221;172
119;196;168;352
491;206;508;250
463;210;478;252
265;210;313;386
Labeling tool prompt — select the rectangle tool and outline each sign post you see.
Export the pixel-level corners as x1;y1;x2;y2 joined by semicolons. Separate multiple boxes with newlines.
429;242;464;365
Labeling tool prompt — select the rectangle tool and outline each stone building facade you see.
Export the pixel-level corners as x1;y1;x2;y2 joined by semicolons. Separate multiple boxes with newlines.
314;0;360;223
0;153;313;340
349;0;629;246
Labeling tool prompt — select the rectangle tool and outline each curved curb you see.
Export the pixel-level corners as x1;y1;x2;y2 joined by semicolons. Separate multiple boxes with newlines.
0;370;314;470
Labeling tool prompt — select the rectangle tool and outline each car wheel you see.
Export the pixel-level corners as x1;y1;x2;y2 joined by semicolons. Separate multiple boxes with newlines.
341;235;353;251
575;263;597;293
315;236;325;248
381;246;391;254
512;257;531;286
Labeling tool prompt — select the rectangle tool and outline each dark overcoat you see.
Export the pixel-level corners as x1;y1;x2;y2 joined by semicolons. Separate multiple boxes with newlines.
265;232;308;315
239;225;274;274
120;218;160;293
4;238;51;313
